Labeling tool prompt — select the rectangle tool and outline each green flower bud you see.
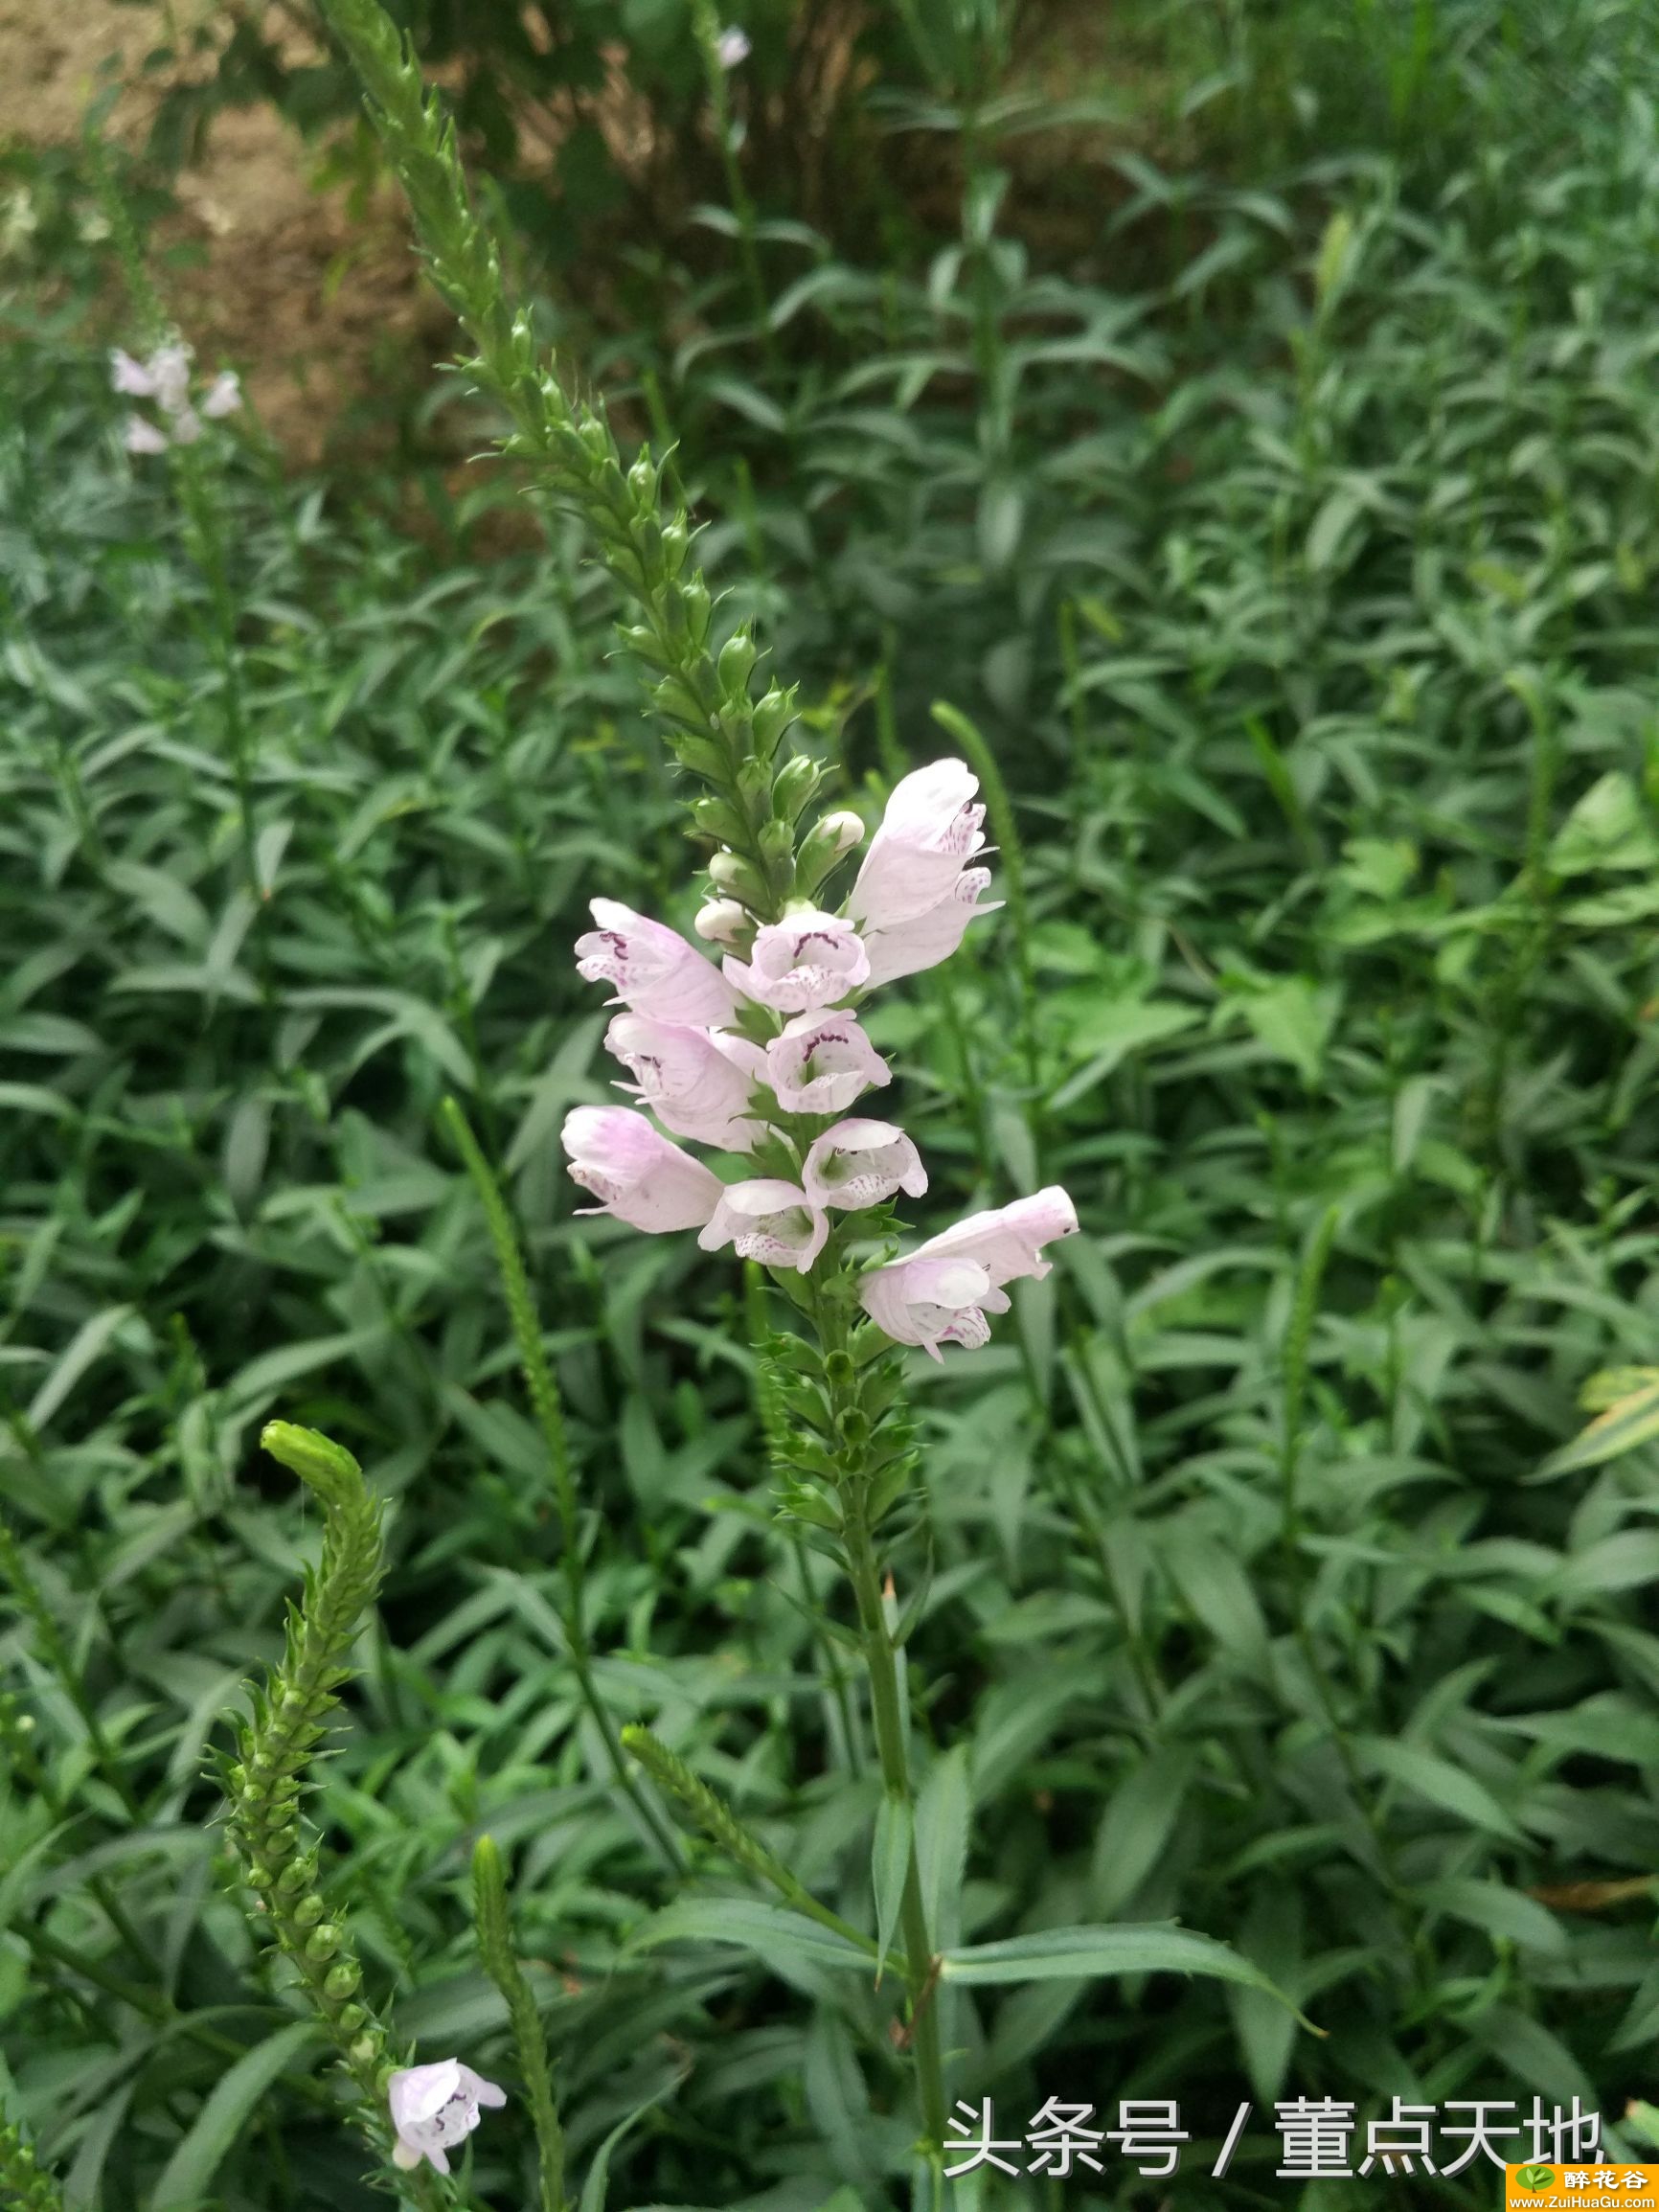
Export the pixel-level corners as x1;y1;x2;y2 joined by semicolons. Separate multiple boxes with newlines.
680;580;712;646
794;809;866;900
759;819;794;865
708;849;765;905
717;629;758;696
771;755;819;821
825;1352;856;1389
336;2002;368;2031
660;518;690;577
692;794;746;845
276;1858;311;1895
752;687;797;760
325;1960;362;1999
627;453;658;507
294;1892;326;1927
350;2032;380;2069
305;1923;344;1962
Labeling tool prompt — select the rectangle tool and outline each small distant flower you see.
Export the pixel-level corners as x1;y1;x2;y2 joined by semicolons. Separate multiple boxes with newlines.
151;346;193;416
123;415;169;456
699;1179;828;1271
862;866;1000;987
112;339;240;455
388;2059;506;2176
849;759;988;931
604;1012;761;1148
561;1106;725;1231
859;1187;1079;1359
747;1010;891;1116
803;1119;926;1212
579;898;739;1024
111;348;157;399
715;25;751;67
200;370;242;419
725;906;870;1014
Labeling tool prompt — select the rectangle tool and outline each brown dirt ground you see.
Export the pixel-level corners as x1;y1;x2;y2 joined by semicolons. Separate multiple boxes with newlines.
0;0;446;466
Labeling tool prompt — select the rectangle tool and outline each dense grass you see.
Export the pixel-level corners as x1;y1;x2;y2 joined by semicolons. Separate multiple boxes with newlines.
4;1;1659;2205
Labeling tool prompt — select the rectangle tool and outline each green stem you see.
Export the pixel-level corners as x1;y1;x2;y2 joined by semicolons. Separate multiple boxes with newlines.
840;1512;946;2157
439;1099;685;1875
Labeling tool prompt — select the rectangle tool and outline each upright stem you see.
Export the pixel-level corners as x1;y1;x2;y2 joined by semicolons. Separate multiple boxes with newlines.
841;1511;947;2156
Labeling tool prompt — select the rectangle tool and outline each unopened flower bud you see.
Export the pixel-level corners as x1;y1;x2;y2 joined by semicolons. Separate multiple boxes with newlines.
708;848;765;904
305;1923;344;1961
627;454;658;507
771;755;819;821
350;2032;379;2068
759;819;794;865
839;1407;871;1448
694;898;749;945
660;519;690;577
752;685;795;758
276;1857;310;1895
692;794;746;845
325;1960;362;1999
718;629;758;696
679;580;712;645
336;2001;368;2031
794;809;866;898
294;1892;326;1927
825;1352;856;1389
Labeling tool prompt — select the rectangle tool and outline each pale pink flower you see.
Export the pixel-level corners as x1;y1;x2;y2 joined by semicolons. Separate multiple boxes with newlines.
579;898;739;1025
861;1255;1008;1359
916;1187;1079;1280
200;370;242;419
124;415;169;456
724;907;870;1014
698;1179;827;1271
604;1012;761;1148
862;867;1001;986
858;1187;1079;1359
147;343;193;417
561;1106;725;1231
848;759;987;930
748;1010;891;1115
389;2059;506;2175
803;1119;927;1211
110;348;156;398
715;25;751;66
169;404;204;446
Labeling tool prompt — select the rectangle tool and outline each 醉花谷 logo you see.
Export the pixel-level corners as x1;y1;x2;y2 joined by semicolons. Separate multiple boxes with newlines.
1514;2166;1556;2193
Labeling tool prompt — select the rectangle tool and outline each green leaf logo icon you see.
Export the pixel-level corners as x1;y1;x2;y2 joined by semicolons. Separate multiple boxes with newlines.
1516;2166;1556;2193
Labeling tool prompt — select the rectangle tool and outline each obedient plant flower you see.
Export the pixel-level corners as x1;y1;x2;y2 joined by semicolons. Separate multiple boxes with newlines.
803;1119;927;1210
603;1013;761;1148
734;1010;892;1116
699;1180;828;1270
715;24;751;65
388;2059;507;2175
725;906;871;1013
112;341;241;454
863;866;1000;986
849;759;988;930
562;751;1071;1366
578;897;739;1023
859;1189;1079;1359
562;1106;724;1230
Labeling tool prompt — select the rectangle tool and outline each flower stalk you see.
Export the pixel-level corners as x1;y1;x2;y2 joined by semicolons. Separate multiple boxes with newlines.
308;0;1079;2172
471;1836;565;2212
219;1422;444;2209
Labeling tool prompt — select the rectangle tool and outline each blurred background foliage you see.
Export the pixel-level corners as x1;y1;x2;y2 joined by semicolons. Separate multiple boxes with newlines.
4;0;1659;2204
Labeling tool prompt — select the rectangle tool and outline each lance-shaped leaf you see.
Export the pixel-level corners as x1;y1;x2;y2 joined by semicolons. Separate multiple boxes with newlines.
937;1923;1313;2027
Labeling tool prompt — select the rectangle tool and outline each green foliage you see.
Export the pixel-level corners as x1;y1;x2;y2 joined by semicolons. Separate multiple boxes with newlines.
5;0;1659;2202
